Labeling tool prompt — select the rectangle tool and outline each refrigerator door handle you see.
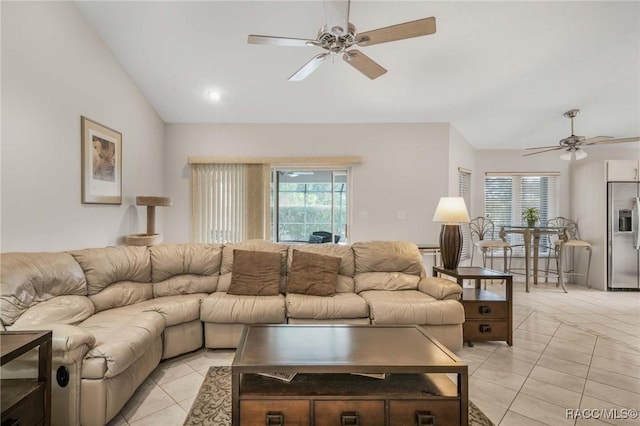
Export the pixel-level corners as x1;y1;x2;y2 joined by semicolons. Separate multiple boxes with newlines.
635;197;640;250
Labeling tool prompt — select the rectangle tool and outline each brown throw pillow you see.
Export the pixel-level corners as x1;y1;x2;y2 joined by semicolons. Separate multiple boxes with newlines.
287;249;341;296
227;250;281;296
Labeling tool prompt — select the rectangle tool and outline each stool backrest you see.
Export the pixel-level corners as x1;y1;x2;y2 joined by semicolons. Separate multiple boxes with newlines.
470;217;498;242
546;216;580;241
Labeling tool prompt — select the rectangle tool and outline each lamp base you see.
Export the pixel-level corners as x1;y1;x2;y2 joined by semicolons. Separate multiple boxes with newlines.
440;224;463;270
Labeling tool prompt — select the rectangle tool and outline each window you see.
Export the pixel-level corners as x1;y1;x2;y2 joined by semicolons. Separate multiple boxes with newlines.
458;168;472;260
191;163;269;243
272;169;349;243
484;172;559;254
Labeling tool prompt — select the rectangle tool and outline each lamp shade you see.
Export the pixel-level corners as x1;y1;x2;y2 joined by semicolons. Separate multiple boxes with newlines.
432;197;470;224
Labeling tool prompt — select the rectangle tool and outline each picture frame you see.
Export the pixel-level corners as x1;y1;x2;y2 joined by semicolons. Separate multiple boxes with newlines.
81;116;122;204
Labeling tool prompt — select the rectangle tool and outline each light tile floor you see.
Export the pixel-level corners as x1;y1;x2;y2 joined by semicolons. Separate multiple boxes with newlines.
107;281;640;426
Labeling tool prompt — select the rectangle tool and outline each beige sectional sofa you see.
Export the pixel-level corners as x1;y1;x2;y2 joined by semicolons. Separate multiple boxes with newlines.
1;240;464;426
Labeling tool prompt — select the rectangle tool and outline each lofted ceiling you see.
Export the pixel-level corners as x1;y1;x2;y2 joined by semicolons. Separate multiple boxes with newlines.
76;1;640;150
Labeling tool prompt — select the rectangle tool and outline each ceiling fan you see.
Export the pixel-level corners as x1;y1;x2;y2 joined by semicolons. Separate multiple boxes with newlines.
247;0;436;81
524;109;640;161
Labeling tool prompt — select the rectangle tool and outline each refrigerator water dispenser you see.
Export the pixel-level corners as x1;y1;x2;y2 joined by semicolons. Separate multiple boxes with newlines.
618;209;632;232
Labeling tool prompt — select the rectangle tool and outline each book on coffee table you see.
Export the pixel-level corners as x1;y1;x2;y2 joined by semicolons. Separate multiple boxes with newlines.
257;372;297;382
351;372;386;379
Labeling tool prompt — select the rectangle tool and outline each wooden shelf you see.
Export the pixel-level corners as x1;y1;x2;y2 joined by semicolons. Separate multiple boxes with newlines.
1;331;52;426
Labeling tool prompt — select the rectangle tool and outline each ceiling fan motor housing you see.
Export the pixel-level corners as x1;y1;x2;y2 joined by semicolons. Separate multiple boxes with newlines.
317;23;357;53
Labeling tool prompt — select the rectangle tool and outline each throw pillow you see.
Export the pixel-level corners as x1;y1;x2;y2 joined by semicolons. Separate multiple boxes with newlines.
287;249;341;296
227;250;281;296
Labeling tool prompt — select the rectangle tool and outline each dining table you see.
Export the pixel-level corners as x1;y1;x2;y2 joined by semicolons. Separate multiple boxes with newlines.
499;225;568;293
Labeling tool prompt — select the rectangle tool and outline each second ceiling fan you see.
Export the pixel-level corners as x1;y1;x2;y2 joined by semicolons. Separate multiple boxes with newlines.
524;109;640;161
247;0;436;81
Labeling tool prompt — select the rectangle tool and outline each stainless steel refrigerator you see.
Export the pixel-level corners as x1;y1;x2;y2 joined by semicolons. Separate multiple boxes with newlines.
607;182;640;290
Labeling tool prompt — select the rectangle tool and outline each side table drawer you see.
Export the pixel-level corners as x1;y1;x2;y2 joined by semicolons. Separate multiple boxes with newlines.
239;400;309;426
389;400;460;426
315;400;384;426
463;301;507;319
464;320;509;341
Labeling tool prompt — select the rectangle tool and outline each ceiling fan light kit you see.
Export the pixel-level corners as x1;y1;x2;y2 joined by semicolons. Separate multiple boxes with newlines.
247;0;436;81
524;109;640;161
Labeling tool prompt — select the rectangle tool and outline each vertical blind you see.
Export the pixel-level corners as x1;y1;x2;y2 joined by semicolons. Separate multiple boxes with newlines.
484;172;559;254
191;164;269;243
458;168;472;260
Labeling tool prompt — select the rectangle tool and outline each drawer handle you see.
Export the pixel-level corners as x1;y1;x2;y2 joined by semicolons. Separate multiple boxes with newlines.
265;412;284;426
341;411;360;426
416;411;437;425
479;324;492;333
479;305;492;315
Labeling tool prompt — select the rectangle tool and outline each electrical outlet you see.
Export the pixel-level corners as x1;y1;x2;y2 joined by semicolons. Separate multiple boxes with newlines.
396;211;406;220
358;211;368;221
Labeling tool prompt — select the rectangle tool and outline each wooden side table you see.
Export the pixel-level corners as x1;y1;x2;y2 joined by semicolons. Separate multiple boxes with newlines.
433;266;513;346
1;330;52;426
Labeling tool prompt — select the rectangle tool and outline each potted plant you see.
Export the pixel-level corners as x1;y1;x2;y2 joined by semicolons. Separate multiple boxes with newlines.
522;207;540;227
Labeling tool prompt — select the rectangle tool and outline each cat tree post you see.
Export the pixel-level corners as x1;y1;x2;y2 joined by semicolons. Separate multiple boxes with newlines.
125;196;172;246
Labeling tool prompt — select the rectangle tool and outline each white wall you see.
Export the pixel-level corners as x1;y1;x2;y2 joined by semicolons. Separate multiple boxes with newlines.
1;2;166;251
164;123;455;245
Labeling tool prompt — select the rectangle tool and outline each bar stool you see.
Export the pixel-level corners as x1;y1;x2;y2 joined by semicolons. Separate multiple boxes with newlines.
469;217;512;287
544;217;592;290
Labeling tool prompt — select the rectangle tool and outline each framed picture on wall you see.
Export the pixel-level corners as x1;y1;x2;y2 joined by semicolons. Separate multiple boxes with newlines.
81;116;122;204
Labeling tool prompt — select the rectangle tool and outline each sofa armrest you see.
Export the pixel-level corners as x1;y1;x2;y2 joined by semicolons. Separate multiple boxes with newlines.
418;277;462;300
10;323;95;364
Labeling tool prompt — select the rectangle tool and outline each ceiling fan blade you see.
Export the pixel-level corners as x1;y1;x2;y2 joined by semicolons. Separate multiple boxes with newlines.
522;147;563;157
525;145;560;150
582;136;613;144
323;0;350;37
288;53;329;81
357;17;436;47
585;136;640;145
248;35;316;47
343;50;387;79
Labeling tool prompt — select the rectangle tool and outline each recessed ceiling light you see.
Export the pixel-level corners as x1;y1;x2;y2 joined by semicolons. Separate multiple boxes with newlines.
207;90;221;101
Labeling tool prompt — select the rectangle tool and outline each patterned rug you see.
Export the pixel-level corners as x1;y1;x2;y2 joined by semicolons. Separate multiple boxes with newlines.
184;367;494;425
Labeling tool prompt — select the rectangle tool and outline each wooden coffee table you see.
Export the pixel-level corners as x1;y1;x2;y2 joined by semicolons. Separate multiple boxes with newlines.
232;324;468;426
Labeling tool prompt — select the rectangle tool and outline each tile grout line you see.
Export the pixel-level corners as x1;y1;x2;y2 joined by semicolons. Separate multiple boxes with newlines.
497;306;568;425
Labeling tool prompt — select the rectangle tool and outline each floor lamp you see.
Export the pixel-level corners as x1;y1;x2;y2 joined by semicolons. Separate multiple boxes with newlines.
433;197;470;270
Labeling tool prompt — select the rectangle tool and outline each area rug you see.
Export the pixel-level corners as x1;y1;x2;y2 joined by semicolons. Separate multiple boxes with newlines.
184;366;494;426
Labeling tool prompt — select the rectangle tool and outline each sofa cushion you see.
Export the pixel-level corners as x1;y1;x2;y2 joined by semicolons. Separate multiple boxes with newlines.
93;294;205;327
11;295;95;327
200;292;285;324
352;241;424;276
79;310;164;379
354;272;421;293
149;243;222;296
360;290;464;326
87;282;154;313
70;246;152;312
0;252;87;326
227;250;281;296
286;250;341;296
285;293;369;320
69;246;151;294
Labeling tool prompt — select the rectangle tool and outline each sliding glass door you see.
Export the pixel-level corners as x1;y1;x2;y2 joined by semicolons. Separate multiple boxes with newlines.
272;169;349;243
